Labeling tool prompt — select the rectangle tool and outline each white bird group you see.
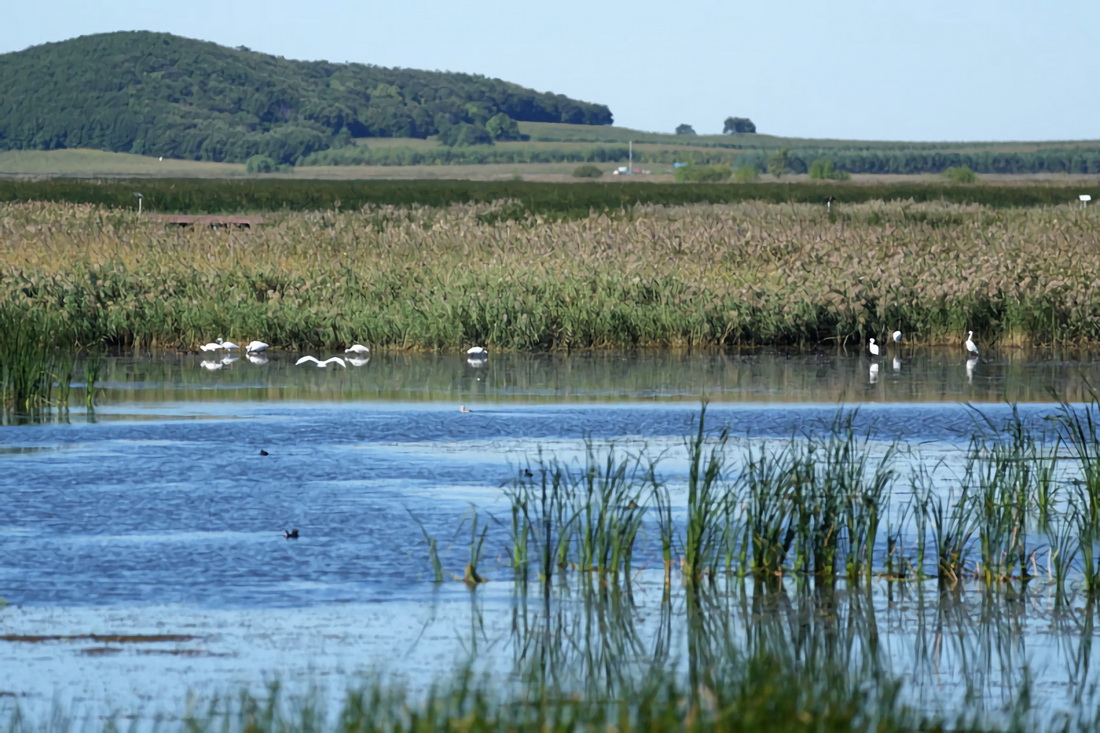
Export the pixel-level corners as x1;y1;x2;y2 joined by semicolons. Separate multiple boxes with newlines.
200;337;269;353
200;337;239;352
868;331;902;358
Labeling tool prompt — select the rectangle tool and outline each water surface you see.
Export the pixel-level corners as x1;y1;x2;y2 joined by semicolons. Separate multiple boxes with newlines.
2;348;1098;727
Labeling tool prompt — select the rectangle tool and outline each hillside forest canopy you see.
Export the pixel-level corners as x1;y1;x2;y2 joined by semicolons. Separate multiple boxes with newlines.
0;31;613;164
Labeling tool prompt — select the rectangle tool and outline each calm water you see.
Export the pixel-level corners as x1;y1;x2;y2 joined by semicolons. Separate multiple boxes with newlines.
2;348;1100;727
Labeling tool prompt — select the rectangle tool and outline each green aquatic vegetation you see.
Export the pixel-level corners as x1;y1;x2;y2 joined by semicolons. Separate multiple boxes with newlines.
683;405;732;585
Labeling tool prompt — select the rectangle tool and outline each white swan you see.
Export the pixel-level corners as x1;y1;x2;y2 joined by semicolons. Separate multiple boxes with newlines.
295;356;347;368
245;340;269;353
345;344;370;354
965;331;979;356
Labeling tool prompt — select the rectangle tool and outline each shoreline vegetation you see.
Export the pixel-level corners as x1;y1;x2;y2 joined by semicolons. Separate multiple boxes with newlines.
1;181;1098;355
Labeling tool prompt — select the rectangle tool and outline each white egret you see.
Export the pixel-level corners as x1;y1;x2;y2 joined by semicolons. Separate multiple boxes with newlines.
295;356;347;368
245;340;269;353
965;331;979;356
219;338;240;351
868;338;880;357
345;344;370;355
200;341;222;352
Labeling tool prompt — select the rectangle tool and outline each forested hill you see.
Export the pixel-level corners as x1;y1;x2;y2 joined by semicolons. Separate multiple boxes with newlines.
0;31;613;164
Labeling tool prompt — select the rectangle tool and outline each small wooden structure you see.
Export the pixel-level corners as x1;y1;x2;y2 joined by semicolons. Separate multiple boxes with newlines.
148;214;264;229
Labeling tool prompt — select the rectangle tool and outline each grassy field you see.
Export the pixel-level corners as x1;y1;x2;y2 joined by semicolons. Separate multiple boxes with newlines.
0;148;244;177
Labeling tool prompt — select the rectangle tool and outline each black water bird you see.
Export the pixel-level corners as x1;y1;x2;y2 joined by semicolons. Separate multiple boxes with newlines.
285;529;299;539
259;449;269;456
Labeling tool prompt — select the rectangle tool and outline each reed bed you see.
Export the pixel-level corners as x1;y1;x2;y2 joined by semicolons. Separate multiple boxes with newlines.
450;400;1100;595
1;199;1099;352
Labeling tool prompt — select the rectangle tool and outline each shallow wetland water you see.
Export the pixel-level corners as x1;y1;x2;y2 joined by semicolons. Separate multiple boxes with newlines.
4;347;1100;728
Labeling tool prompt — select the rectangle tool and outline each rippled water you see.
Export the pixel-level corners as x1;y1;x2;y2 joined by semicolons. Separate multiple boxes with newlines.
2;348;1099;727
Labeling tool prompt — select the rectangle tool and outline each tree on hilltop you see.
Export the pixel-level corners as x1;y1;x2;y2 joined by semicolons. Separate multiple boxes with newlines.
675;123;696;135
723;117;756;134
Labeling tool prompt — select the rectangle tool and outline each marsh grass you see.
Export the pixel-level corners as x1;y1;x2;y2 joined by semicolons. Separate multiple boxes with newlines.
0;305;87;421
2;199;1100;353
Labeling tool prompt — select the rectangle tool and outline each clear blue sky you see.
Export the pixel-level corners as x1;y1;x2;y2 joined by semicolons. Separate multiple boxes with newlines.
4;0;1097;141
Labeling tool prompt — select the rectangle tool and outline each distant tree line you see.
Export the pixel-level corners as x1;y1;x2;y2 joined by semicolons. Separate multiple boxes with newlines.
733;149;1100;176
0;31;613;165
300;143;1100;175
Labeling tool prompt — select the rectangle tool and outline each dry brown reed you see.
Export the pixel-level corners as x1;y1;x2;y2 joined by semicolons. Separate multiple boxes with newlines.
1;199;1097;350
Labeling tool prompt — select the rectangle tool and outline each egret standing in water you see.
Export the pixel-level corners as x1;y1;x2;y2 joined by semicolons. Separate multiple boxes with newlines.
868;338;880;357
965;331;979;356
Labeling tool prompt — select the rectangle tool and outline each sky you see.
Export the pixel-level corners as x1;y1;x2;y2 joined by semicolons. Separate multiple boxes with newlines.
4;0;1098;142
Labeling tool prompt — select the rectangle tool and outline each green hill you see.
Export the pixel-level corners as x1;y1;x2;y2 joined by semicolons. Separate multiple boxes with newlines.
0;31;612;165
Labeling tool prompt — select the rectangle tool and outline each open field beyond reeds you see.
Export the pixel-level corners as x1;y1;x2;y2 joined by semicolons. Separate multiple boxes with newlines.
2;194;1100;355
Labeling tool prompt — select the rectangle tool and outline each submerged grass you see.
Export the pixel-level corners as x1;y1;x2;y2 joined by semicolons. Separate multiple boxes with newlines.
1;199;1099;351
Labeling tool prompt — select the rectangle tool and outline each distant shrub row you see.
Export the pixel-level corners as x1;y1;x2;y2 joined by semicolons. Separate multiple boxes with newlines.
0;179;1095;218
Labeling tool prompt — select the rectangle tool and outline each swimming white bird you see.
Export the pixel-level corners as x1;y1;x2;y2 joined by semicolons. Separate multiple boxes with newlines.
965;331;979;356
868;338;880;357
245;340;269;353
892;330;902;343
466;346;488;357
295;356;347;368
345;344;370;355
